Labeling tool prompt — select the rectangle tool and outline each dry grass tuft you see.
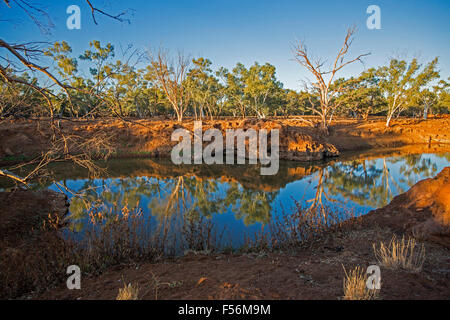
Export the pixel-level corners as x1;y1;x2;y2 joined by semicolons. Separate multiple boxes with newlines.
373;235;425;272
116;282;140;300
343;266;379;300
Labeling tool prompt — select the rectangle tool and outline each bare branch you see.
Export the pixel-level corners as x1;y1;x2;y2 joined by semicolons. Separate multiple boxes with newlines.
85;0;130;25
293;27;370;131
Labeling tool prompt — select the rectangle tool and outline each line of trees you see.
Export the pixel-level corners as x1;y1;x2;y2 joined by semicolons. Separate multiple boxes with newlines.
1;1;449;188
1;38;449;127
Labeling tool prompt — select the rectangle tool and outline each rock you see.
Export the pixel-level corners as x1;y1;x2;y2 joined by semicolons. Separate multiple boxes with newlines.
280;131;339;161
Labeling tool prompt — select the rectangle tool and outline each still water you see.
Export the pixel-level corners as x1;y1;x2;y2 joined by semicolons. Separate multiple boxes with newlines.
41;152;450;247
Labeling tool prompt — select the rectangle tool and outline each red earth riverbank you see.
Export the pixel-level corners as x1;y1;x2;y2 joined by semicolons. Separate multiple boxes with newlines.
1;116;449;166
25;166;450;300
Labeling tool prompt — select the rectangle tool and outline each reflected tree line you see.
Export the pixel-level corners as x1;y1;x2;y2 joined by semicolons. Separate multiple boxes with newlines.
320;154;440;209
64;153;446;232
68;175;278;232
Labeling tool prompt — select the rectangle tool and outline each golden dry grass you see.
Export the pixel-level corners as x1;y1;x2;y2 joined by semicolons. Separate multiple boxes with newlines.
373;235;425;272
342;266;379;300
116;282;140;300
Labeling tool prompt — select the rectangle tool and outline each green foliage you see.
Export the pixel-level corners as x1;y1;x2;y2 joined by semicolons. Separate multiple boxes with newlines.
0;71;48;117
44;41;78;79
1;40;448;120
185;58;224;119
375;57;440;126
433;78;450;114
334;70;386;119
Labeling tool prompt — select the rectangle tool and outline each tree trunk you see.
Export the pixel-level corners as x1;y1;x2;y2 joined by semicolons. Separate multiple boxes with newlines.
319;117;329;135
423;104;429;120
320;110;329;135
386;114;393;127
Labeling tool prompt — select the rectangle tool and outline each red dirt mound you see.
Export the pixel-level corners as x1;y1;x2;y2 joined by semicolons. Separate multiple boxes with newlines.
364;167;450;248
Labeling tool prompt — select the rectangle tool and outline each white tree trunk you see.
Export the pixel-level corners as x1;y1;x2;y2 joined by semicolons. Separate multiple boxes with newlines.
423;104;429;120
386;113;393;127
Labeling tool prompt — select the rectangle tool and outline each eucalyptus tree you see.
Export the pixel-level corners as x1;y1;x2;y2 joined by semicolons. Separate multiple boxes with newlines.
242;62;283;118
44;41;112;117
376;57;440;126
220;62;283;118
134;68;166;117
146;48;191;121
79;41;148;118
0;71;46;117
79;41;115;91
44;41;78;82
277;89;316;116
220;65;247;117
1;0;127;85
334;70;385;120
414;89;438;119
107;61;137;117
435;78;450;114
185;58;224;120
75;40;124;117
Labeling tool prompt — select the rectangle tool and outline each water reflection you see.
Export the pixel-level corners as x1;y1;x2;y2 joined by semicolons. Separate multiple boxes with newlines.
4;152;449;245
324;155;441;209
67;175;279;233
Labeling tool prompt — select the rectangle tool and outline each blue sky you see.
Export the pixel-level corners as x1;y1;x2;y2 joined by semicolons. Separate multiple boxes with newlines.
1;0;449;89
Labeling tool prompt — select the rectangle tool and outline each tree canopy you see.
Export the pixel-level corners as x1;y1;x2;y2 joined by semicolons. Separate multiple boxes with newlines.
1;41;449;122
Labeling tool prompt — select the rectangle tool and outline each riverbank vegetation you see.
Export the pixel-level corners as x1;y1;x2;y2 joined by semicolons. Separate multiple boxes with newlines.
2;2;449;187
2;38;448;125
1;1;449;301
0;191;357;299
1;2;448;127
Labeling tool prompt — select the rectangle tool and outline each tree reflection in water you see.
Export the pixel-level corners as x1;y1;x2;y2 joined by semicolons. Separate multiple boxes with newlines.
34;152;450;243
66;174;278;232
323;154;442;209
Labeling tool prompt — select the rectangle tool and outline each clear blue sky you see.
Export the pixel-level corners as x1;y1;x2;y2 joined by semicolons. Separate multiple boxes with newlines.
1;0;449;89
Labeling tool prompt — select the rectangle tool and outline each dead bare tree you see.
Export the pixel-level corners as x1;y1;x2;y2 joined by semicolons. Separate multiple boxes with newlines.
0;1;130;186
1;126;114;187
146;48;191;122
293;27;370;134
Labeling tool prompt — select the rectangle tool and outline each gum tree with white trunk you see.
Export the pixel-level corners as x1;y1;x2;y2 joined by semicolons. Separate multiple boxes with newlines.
376;57;439;127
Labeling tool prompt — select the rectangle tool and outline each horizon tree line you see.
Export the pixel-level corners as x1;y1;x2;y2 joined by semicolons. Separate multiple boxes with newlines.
1;2;448;131
1;37;448;128
1;1;449;187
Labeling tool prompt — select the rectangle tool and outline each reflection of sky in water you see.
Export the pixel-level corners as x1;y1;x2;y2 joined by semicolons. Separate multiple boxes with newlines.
47;153;450;247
